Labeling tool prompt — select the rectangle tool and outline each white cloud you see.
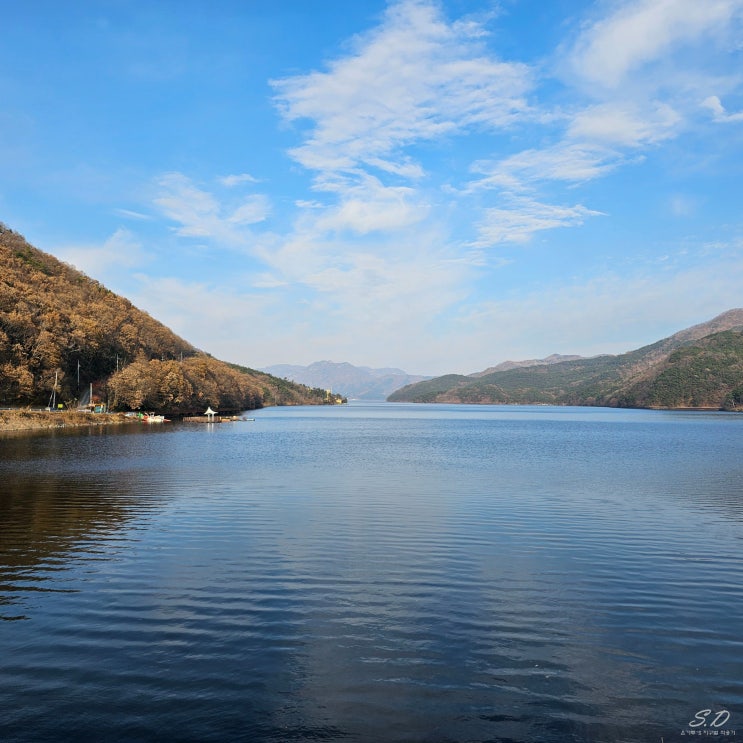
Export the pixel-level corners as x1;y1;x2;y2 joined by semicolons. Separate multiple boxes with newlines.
123;236;474;374
568;0;741;89
474;200;604;246
272;0;532;178
113;208;152;221
228;195;270;225
567;101;681;146
466;0;738;211
127;275;276;358
251;272;288;289
55;228;150;279
218;173;260;187
447;253;743;373
152;172;270;246
247;198;474;357
280;249;473;370
702;94;743;122
312;175;429;234
261;210;463;301
129;243;743;375
470;143;622;191
154;172;222;238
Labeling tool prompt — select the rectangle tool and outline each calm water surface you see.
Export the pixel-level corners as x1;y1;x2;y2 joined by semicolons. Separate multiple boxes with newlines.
1;403;742;742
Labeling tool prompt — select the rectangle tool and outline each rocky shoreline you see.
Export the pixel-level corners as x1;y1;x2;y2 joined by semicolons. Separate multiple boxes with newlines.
0;409;135;432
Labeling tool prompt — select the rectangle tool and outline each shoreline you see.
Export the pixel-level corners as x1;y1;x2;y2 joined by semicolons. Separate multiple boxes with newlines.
0;409;136;432
2;403;738;433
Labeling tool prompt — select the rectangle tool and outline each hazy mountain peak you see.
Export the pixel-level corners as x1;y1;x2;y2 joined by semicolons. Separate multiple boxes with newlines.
261;360;431;400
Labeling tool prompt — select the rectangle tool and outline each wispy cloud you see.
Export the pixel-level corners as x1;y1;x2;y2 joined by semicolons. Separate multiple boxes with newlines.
125;237;743;375
567;0;741;90
113;208;152;221
154;173;222;238
272;0;532;179
128;275;277;358
469;143;622;191
567;101;681;146
228;195;271;226
702;94;743;122
467;101;680;193
474;200;604;246
311;174;429;234
218;173;261;187
55;228;151;280
153;172;270;246
463;0;743;245
448;252;743;371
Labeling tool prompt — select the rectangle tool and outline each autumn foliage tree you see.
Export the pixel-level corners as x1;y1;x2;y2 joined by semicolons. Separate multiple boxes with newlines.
106;355;264;413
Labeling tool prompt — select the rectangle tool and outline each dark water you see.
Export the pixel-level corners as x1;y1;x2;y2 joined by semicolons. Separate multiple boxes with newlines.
1;403;742;742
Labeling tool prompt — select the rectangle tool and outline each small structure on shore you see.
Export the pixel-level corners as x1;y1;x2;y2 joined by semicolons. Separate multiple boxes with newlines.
182;410;255;423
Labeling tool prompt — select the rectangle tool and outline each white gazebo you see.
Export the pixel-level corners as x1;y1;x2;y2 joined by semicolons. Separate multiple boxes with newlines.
204;406;218;422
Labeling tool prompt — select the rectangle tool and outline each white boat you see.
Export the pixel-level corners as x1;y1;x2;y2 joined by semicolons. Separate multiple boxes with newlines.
143;414;168;423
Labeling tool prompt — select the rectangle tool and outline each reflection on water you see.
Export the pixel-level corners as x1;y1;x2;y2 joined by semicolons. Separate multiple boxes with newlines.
0;427;172;621
1;405;742;742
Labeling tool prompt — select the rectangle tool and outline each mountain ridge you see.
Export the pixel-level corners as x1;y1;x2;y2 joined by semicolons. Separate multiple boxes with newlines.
470;354;586;377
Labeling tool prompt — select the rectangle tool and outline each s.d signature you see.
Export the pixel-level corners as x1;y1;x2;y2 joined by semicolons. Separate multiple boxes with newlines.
688;709;732;729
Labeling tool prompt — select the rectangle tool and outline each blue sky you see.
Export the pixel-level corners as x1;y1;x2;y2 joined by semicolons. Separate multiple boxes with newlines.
2;0;742;375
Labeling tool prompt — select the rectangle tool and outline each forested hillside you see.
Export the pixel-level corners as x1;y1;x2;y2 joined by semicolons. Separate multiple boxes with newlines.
389;310;743;410
614;329;743;409
0;224;339;413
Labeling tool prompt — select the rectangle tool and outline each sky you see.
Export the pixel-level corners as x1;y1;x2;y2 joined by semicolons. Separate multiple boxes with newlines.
2;0;743;376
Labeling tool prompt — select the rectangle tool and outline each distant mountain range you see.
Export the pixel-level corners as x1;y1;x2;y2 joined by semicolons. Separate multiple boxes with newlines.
389;309;743;410
261;361;431;400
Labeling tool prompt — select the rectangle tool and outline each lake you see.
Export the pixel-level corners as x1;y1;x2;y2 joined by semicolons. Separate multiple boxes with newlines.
1;403;742;742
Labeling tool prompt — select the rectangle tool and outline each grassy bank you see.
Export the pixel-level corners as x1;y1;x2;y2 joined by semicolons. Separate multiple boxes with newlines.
0;409;134;432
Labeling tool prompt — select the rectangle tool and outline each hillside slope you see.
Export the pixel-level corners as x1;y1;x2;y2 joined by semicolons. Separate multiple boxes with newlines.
262;360;431;400
389;310;743;410
0;224;337;412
